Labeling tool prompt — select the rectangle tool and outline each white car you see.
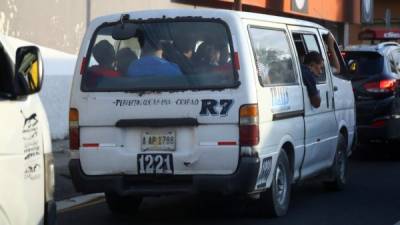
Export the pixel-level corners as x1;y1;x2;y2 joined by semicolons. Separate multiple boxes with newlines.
69;9;355;217
0;35;55;225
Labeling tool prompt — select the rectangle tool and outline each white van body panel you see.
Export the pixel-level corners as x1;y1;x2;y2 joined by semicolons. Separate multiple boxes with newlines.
0;35;52;225
0;97;46;225
331;75;356;152
242;19;306;185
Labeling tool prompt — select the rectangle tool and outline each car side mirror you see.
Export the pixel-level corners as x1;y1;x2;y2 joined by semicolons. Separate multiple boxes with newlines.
14;46;43;96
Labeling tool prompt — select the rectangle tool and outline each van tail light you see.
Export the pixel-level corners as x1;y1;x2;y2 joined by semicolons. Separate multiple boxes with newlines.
363;79;397;93
80;57;87;75
233;52;240;71
239;104;259;157
69;108;80;150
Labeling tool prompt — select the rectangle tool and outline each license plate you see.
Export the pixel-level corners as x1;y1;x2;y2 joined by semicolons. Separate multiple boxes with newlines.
141;131;176;151
137;153;173;174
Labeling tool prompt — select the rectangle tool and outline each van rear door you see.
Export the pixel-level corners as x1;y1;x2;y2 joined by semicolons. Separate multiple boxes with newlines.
74;18;249;176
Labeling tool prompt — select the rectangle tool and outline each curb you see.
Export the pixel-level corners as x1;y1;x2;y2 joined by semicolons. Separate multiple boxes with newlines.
56;193;105;213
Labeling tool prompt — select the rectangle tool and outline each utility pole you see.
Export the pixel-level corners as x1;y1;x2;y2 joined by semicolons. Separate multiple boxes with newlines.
234;0;242;11
86;0;91;28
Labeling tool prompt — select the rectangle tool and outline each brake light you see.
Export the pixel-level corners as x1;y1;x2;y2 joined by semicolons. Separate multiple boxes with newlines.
239;104;259;146
69;108;80;150
233;52;240;71
363;79;397;93
371;119;386;128
80;57;87;75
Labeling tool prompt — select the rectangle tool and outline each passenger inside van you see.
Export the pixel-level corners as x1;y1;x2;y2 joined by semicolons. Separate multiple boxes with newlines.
163;37;196;74
127;39;183;77
193;40;233;77
116;48;138;75
86;40;120;87
301;51;323;108
193;41;220;69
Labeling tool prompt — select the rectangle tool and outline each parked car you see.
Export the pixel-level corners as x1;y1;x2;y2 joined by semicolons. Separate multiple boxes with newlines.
69;9;355;217
0;35;55;225
343;42;400;143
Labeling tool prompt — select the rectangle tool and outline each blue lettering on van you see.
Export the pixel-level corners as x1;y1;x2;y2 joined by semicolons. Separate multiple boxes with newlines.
220;99;234;116
200;99;218;116
200;99;233;116
175;99;200;105
113;99;171;107
271;87;289;106
271;87;290;112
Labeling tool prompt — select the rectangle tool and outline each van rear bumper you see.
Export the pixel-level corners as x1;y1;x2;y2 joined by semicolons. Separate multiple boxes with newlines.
69;157;260;196
358;117;400;142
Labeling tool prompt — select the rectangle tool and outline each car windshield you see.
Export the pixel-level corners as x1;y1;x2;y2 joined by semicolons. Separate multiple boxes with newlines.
343;51;384;77
81;19;237;92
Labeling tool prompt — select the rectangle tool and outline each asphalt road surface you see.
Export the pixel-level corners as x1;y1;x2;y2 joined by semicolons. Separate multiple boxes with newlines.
57;143;400;225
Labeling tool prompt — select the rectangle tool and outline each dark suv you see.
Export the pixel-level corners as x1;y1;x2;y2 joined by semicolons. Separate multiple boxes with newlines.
343;42;400;143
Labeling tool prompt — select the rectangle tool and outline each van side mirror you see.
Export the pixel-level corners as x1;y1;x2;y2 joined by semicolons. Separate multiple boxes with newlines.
15;46;43;95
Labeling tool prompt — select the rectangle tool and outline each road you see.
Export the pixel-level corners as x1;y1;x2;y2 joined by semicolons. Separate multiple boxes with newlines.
56;143;400;225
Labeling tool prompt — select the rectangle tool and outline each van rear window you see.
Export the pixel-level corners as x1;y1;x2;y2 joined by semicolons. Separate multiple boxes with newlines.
81;19;238;92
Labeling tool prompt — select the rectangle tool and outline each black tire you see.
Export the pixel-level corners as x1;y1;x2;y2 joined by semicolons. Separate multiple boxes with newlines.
324;133;348;191
260;150;292;217
105;193;142;214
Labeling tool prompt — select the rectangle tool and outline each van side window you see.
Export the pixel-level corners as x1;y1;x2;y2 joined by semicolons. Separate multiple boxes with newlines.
249;27;297;86
320;31;346;76
292;33;327;83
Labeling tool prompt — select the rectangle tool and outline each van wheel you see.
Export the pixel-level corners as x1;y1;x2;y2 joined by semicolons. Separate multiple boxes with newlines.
324;133;348;191
260;150;291;217
105;193;142;214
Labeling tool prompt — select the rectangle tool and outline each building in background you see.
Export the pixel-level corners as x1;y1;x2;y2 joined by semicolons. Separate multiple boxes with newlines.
357;0;400;43
0;0;363;54
177;0;361;47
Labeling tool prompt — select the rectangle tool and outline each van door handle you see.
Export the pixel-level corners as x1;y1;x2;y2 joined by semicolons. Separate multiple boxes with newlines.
333;86;338;92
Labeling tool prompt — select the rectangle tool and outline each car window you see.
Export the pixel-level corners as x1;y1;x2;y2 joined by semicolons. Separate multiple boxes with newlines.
320;32;346;76
248;27;297;86
302;34;326;83
81;20;237;92
343;51;384;77
389;50;400;75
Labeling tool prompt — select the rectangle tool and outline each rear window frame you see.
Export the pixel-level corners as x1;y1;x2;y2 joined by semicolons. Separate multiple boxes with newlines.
80;17;240;93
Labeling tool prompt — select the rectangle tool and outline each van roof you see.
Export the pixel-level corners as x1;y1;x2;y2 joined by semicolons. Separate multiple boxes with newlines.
90;8;326;30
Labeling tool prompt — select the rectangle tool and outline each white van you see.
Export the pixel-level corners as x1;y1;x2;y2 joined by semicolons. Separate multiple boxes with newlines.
69;9;355;216
0;35;55;225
